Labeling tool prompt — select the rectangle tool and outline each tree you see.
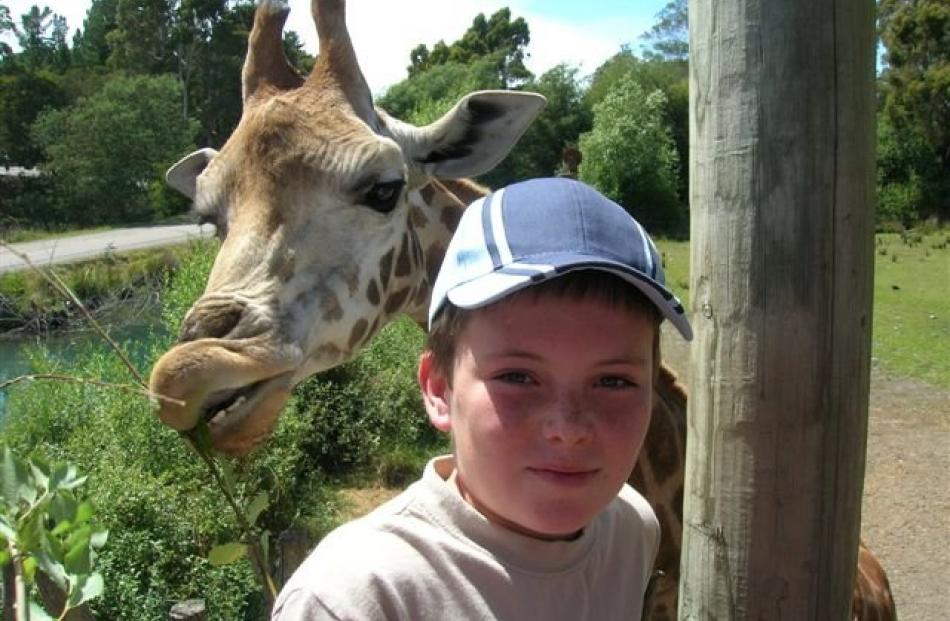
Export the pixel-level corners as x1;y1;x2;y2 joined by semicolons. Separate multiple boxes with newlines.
379;55;505;125
71;0;119;67
586;50;689;211
877;0;949;221
31;74;198;225
0;4;14;60
480;64;593;188
578;75;684;235
4;5;71;71
640;0;688;61
0;68;67;166
407;8;531;87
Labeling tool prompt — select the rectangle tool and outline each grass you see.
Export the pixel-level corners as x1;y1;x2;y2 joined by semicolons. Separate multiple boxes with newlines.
0;245;193;331
655;231;950;388
872;231;950;387
0;225;115;244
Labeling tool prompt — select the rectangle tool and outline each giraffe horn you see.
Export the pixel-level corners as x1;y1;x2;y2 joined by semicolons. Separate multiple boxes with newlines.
242;1;305;104
309;0;374;120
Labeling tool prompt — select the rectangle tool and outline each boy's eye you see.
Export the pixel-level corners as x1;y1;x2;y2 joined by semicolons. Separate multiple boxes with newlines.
495;371;534;385
597;376;635;389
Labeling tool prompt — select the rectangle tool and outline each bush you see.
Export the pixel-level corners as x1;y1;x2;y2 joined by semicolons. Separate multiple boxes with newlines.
288;316;445;480
31;73;198;226
578;75;685;237
0;239;446;617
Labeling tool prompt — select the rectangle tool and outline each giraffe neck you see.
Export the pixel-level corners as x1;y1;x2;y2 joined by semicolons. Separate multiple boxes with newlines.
401;177;489;325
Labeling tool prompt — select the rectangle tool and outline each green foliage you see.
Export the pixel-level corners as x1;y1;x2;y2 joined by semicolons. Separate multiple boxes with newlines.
289;317;444;479
579;76;685;236
584;51;689;205
407;8;531;87
0;445;108;618
639;0;688;61
0;245;187;331
0;68;68;166
872;231;950;387
878;0;950;222
379;56;505;125
0;238;444;617
480;64;593;188
31;73;199;225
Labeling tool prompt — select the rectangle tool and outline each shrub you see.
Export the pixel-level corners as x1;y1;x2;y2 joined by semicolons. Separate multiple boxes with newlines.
579;75;685;236
0;239;444;617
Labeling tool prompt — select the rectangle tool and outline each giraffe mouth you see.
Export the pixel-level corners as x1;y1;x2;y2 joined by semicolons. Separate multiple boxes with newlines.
198;372;295;454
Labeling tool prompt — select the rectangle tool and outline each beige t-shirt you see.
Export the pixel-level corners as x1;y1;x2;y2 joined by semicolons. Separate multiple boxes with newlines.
272;455;659;621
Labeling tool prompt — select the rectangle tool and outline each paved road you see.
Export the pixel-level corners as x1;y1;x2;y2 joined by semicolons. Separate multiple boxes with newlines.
0;224;216;274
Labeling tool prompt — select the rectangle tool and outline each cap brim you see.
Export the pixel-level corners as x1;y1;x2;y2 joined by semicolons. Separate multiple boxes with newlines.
446;254;693;340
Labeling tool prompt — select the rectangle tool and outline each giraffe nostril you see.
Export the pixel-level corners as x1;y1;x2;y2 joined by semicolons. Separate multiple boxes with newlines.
179;300;246;342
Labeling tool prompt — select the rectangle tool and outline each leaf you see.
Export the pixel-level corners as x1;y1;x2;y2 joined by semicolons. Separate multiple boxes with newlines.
259;530;270;565
89;528;108;550
49;491;78;525
22;556;37;583
208;542;248;566
70;572;105;607
2;447;29;509
246;491;269;526
35;550;67;590
0;515;17;541
218;459;236;491
65;534;92;576
74;501;94;525
28;599;55;621
0;549;10;566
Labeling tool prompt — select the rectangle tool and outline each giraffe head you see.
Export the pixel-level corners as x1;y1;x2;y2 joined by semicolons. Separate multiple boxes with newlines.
148;0;544;455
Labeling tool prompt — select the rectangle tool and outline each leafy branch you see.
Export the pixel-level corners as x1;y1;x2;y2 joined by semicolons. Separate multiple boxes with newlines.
0;446;107;620
0;241;278;610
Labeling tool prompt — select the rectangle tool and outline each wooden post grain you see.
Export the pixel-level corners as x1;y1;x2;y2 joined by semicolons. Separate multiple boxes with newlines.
681;0;876;618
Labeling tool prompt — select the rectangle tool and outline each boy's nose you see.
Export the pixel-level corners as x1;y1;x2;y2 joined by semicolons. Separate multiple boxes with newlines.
542;397;593;445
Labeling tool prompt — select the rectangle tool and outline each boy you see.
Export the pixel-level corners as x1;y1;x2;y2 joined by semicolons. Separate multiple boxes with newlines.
272;177;692;620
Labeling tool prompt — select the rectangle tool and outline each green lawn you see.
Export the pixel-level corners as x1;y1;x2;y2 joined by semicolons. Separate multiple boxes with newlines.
655;232;950;388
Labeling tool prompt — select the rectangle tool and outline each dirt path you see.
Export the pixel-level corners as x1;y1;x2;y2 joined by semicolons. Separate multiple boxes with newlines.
661;329;949;619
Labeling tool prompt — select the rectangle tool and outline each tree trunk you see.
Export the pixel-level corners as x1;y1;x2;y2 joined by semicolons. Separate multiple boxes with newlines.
681;0;876;618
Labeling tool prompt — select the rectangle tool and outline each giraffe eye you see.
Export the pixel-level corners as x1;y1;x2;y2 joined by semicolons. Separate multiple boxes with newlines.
363;180;405;213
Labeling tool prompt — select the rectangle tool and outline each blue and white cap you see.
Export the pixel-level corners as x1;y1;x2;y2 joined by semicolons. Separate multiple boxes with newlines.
428;177;692;340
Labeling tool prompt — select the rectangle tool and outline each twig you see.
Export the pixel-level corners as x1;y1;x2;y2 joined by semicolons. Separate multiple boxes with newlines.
0;241;146;387
184;430;279;605
0;373;184;408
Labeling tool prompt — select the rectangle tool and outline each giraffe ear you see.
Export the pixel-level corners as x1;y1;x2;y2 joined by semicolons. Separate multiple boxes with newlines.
384;90;546;179
166;148;218;200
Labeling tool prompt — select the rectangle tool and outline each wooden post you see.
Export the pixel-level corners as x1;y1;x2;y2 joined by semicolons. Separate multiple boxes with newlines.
681;0;876;618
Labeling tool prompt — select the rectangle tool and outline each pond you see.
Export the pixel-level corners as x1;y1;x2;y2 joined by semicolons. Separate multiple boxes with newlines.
0;309;169;419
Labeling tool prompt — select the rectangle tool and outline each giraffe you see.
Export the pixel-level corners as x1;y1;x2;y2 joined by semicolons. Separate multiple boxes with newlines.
147;1;898;619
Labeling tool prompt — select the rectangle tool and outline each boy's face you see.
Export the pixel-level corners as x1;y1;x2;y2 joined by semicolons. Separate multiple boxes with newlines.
419;292;655;539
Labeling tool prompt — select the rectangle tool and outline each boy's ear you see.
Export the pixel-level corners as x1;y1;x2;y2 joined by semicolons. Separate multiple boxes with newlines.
418;351;451;432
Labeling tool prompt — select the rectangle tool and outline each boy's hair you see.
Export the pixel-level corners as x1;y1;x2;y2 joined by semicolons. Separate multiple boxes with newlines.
426;270;662;385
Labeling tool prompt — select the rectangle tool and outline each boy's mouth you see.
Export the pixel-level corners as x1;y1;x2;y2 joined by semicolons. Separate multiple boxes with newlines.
527;467;599;487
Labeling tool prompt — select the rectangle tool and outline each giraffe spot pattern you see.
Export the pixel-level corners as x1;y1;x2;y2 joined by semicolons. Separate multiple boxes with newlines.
320;290;343;322
394;233;412;277
378;248;394;291
425;242;446;288
364;316;381;347
440;204;463;232
645;408;680;484
419;183;436;206
409;205;428;228
366;279;380;306
348;319;368;349
384;286;411;315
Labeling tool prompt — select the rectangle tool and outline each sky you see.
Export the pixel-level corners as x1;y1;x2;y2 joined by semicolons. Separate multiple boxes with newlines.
3;0;670;94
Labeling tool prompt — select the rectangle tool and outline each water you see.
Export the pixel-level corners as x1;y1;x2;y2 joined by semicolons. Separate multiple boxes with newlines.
0;311;168;419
